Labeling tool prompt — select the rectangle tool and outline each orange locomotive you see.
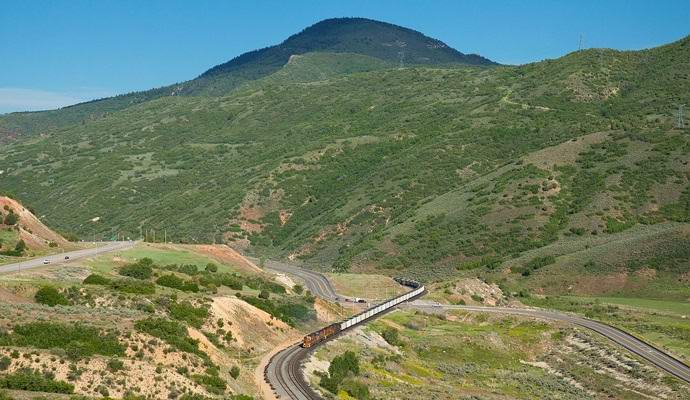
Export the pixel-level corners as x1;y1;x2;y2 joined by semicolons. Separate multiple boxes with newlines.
302;323;340;348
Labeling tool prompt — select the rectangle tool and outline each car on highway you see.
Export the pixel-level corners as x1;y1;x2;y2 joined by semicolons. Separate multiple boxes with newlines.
64;256;70;260
42;259;50;264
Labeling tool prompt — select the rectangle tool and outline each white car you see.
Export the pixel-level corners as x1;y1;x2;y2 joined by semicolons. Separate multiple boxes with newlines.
43;259;50;265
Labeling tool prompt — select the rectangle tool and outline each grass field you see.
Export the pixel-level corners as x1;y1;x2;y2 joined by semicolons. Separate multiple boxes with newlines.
325;272;406;299
86;243;240;274
564;296;690;315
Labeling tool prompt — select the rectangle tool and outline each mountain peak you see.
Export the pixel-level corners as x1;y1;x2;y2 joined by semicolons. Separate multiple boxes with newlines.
199;17;496;80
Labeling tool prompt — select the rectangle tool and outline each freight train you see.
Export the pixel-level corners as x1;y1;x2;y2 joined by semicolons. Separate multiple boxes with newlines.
302;277;424;348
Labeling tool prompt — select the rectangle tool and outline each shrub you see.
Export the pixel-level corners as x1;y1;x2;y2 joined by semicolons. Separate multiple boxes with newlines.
3;213;18;226
119;262;153;280
134;318;202;356
293;284;304;294
107;358;124;372
230;365;240;379
0;369;74;394
34;286;69;307
341;379;370;400
83;274;111;285
258;290;270;300
109;278;155;294
320;350;361;392
178;264;199;276
169;301;208;328
381;327;401;346
156;274;199;292
205;263;218;273
0;357;10;371
191;373;226;395
0;322;123;358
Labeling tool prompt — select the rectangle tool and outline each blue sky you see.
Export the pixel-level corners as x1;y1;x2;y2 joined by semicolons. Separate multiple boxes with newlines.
1;0;689;114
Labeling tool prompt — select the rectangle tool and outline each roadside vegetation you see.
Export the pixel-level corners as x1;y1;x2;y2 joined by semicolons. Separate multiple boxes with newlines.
0;243;309;399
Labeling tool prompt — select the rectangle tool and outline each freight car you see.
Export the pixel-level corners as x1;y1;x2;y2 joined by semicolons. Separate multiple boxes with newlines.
302;277;424;347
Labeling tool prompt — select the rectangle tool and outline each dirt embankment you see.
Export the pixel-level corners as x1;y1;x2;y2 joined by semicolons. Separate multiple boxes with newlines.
0;196;73;251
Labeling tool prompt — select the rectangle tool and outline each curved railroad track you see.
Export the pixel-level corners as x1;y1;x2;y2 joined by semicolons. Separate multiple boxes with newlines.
408;303;690;384
264;261;690;398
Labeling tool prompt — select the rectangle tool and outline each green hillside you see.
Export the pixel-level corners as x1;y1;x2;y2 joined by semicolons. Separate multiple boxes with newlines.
0;31;688;299
0;18;494;141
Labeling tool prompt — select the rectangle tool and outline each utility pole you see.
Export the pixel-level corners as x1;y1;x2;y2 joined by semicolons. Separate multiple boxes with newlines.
164;229;167;244
678;104;686;129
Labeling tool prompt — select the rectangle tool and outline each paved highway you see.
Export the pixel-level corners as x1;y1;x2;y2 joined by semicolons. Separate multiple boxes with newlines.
406;302;690;384
0;241;136;274
264;261;690;391
253;258;339;301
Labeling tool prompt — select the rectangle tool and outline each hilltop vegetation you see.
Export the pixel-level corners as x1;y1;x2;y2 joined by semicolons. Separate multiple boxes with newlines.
0;17;494;140
0;23;688;300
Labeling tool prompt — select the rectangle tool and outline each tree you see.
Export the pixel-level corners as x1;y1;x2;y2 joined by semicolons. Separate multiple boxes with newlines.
229;365;240;379
293;284;304;294
119;261;153;280
35;286;69;307
258;290;270;300
3;212;18;226
14;240;26;253
381;327;401;346
205;263;218;273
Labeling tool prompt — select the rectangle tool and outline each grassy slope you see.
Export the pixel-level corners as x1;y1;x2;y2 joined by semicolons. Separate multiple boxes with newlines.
312;309;690;399
0;37;688;301
0;243;313;399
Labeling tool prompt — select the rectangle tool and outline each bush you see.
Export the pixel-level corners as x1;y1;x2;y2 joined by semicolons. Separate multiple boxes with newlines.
0;369;74;393
178;264;199;276
258;290;270;300
109;278;155;294
230;365;240;379
134;318;202;356
320;350;361;393
0;322;123;359
3;213;18;226
0;357;10;371
107;358;124;372
34;286;69;307
341;379;370;400
293;284;304;294
119;262;153;280
169;301;208;328
156;274;199;292
205;263;218;273
82;274;111;285
381;327;401;346
191;373;226;395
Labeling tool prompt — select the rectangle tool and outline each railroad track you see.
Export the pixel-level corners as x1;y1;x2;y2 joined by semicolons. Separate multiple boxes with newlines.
265;345;320;400
407;303;690;384
263;261;690;398
264;276;426;399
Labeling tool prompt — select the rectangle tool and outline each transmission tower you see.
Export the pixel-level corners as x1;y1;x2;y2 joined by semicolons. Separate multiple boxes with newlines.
578;34;584;51
678;104;686;129
398;50;405;69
